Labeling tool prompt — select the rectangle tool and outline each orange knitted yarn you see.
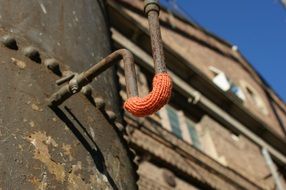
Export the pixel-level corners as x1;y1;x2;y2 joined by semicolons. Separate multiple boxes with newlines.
124;73;172;117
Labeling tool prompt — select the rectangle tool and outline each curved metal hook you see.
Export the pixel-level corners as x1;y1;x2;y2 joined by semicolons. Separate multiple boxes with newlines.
48;0;172;117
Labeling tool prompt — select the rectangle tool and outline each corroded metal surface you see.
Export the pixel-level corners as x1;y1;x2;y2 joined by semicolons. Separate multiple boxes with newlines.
0;32;137;189
144;0;167;74
0;0;138;189
48;49;139;107
0;0;120;112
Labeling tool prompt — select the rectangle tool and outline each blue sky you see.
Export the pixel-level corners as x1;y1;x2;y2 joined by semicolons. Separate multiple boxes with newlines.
161;0;286;102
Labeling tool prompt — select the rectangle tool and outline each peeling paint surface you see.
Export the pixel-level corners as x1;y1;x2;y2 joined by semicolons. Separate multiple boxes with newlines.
31;103;43;112
0;8;137;187
27;131;65;182
62;143;73;161
11;58;26;69
67;161;112;190
28;174;48;190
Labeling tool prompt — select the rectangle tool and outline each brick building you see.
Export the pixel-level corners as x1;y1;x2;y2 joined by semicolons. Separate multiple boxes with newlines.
107;0;286;189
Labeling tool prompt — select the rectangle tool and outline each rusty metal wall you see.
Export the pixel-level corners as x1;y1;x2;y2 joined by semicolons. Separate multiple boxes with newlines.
0;0;137;189
0;0;121;112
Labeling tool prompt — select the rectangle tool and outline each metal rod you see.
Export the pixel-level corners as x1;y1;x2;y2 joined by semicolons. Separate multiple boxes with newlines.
48;1;168;107
56;73;75;86
262;148;285;190
144;0;167;73
48;49;138;106
77;49;138;98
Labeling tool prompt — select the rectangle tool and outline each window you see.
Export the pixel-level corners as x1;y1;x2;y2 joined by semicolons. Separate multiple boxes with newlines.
209;66;246;102
166;105;183;139
186;118;201;149
209;66;231;91
230;84;246;101
161;105;227;165
161;105;202;150
242;82;268;115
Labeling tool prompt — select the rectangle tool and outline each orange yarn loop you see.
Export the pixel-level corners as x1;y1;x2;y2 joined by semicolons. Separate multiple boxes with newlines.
124;73;172;117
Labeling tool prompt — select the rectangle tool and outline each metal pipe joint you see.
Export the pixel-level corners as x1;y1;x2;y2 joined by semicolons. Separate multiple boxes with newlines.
144;0;160;15
48;49;138;107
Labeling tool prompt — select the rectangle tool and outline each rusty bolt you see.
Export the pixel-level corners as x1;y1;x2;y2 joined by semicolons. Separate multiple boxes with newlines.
94;97;105;109
70;84;79;94
1;35;18;50
23;46;41;63
69;76;80;94
106;110;117;122
81;85;92;96
44;58;61;76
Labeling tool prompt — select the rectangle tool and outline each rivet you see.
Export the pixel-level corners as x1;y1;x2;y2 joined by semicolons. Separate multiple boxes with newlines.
106;110;116;122
123;135;130;143
23;46;41;63
1;35;18;50
94;97;105;109
126;126;134;135
44;58;61;76
134;156;140;164
81;85;92;96
115;122;124;131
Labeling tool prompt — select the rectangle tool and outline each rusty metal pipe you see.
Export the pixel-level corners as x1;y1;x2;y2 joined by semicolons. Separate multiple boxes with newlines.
48;49;138;106
144;0;167;73
77;49;138;97
48;0;171;116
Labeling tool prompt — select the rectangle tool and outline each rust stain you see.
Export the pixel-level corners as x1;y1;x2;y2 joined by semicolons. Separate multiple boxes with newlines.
46;136;58;148
62;143;73;161
26;131;65;183
29;175;48;190
67;162;90;190
29;121;35;128
11;57;26;69
67;161;111;190
18;144;24;152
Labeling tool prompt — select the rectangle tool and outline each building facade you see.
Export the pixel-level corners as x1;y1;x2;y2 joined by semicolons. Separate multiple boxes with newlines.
107;0;286;189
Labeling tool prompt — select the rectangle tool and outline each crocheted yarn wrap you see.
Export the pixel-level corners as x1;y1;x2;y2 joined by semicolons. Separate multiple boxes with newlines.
124;72;172;117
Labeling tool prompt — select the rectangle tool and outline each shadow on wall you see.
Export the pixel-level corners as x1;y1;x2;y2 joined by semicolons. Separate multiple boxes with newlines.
51;106;119;190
